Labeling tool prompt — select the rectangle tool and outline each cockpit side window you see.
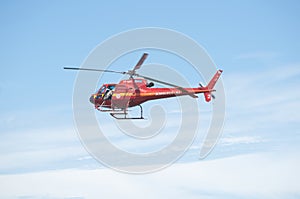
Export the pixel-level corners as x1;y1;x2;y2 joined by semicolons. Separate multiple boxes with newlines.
107;85;115;90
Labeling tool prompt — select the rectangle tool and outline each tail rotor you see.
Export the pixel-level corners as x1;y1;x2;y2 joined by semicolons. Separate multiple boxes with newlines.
199;70;223;102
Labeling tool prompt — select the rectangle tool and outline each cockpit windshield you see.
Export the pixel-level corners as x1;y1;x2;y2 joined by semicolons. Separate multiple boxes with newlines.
98;85;115;94
98;85;106;94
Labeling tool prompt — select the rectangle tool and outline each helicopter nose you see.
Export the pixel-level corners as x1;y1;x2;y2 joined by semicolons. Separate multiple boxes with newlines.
89;95;95;104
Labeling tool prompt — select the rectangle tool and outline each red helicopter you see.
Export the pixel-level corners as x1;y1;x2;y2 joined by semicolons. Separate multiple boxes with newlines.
64;53;222;119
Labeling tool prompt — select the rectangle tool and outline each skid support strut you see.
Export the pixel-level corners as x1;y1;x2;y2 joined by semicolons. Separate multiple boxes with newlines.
110;105;144;120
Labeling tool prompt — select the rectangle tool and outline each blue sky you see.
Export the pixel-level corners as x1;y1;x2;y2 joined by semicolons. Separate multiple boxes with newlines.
0;1;300;198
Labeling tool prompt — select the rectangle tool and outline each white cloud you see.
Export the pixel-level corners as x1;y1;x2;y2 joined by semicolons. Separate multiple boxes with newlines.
223;64;300;135
220;136;264;146
0;127;89;173
0;152;299;199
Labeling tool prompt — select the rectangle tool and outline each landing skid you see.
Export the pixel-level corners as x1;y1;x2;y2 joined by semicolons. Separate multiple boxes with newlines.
110;105;144;120
96;101;121;112
96;102;144;120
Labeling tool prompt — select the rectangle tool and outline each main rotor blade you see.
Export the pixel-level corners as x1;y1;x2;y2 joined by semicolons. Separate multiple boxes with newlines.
133;53;148;71
63;67;126;74
136;74;198;98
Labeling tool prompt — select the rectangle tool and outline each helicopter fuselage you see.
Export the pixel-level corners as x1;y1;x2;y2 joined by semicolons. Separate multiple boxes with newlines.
89;78;214;110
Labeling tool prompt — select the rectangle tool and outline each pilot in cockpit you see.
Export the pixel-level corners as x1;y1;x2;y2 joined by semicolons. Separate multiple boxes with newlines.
103;85;115;100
